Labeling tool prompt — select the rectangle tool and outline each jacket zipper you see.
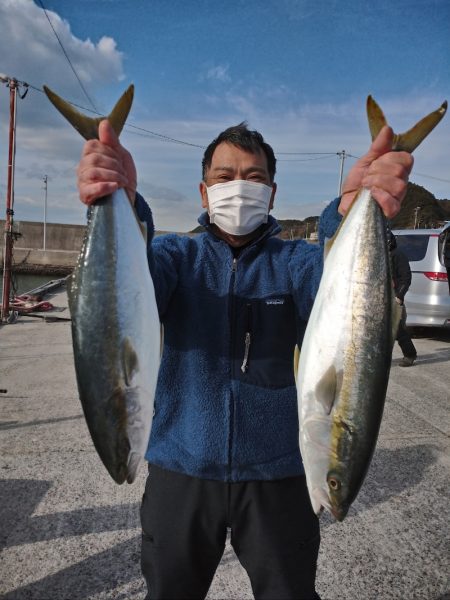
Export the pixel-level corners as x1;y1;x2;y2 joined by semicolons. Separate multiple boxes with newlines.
228;256;238;480
241;303;252;373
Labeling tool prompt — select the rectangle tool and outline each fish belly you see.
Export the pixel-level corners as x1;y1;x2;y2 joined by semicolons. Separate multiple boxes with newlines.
68;189;160;484
297;189;393;518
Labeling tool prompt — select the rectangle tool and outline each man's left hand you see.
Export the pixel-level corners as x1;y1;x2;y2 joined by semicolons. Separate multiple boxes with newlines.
339;126;413;219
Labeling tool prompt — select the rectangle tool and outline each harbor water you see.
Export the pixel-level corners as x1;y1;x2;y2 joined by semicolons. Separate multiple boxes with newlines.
0;272;56;299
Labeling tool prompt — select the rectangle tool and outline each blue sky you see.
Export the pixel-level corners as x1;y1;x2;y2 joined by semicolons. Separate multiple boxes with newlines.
0;0;449;231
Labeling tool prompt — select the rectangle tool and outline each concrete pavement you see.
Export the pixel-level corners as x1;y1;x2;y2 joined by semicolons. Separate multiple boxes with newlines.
0;286;449;599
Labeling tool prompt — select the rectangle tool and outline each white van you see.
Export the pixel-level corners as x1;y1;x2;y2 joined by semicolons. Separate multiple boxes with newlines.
393;224;450;328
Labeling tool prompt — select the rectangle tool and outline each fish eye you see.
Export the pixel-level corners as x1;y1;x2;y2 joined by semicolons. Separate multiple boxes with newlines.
327;474;341;491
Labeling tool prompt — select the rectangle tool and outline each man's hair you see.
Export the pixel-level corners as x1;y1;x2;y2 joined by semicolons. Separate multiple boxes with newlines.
201;122;276;182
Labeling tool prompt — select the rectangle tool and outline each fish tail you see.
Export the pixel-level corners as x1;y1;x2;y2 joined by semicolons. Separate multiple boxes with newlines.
366;95;447;152
43;84;134;140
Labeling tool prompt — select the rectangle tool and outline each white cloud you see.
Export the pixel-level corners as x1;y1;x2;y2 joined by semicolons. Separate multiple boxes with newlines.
206;64;230;83
0;0;124;103
0;0;448;232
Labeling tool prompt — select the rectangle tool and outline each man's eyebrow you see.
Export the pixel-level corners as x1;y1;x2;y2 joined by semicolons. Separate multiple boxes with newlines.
210;165;234;172
210;165;267;173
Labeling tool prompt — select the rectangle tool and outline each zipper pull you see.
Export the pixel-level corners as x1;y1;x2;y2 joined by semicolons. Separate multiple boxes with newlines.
241;303;252;373
232;257;237;272
241;332;251;373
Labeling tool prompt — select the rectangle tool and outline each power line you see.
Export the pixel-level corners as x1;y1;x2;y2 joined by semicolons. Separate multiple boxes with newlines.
24;81;206;148
36;0;98;112
413;172;450;184
277;151;339;155
277;154;337;162
343;152;450;184
4;78;450;185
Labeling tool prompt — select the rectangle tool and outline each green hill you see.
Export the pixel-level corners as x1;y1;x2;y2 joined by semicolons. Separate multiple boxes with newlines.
190;183;449;238
389;182;450;229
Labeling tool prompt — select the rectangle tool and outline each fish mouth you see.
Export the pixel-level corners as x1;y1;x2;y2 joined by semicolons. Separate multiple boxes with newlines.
330;504;349;522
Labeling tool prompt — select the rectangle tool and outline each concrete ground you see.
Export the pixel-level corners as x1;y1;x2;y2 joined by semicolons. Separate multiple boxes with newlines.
0;286;449;599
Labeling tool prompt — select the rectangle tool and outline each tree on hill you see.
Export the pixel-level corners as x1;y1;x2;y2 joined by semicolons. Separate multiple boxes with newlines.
190;183;449;236
389;182;449;229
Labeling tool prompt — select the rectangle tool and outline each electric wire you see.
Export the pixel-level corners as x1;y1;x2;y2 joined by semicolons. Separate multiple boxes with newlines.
344;153;450;183
36;0;98;113
278;154;339;162
2;79;450;183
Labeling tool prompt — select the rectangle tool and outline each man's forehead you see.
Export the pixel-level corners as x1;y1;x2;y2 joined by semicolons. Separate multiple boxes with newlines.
209;141;267;167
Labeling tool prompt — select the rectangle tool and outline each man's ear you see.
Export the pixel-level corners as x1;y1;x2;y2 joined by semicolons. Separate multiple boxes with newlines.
269;182;277;211
199;181;209;210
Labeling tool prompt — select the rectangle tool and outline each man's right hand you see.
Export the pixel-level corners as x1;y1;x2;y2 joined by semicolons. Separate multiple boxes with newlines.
77;119;137;205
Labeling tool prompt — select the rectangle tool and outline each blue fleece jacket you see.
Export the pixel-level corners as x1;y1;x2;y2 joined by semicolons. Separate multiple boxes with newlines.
135;195;342;482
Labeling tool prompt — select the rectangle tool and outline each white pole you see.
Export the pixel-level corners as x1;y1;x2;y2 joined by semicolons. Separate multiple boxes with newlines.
43;174;47;251
338;150;346;196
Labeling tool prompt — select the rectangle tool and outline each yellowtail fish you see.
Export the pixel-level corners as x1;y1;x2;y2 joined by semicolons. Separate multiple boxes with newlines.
296;96;447;520
44;85;161;484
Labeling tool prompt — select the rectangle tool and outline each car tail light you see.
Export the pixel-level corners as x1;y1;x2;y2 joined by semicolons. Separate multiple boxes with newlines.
424;271;448;281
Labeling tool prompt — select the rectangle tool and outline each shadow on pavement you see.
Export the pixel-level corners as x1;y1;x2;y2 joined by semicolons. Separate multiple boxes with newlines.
392;346;450;366
319;444;437;525
0;444;438;598
410;327;450;342
0;480;141;550
1;535;143;600
0;414;83;431
1;478;143;599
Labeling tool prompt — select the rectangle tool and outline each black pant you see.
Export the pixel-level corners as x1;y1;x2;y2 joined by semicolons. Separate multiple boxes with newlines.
396;306;417;359
140;464;321;600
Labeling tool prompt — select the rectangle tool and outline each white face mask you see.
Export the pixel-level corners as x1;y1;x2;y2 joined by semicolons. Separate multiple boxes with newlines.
206;180;273;236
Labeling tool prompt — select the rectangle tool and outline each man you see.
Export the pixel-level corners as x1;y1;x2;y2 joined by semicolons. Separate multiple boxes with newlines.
77;120;412;600
439;224;450;294
387;229;417;367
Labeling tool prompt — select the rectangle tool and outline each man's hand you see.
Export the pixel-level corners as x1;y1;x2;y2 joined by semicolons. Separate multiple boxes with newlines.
339;126;413;219
77;120;137;205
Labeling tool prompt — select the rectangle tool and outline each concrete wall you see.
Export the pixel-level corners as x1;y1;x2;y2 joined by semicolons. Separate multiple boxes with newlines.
0;220;192;274
1;220;85;274
1;220;86;252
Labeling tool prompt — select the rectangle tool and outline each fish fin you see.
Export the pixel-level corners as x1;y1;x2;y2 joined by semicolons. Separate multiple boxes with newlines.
43;84;134;140
106;85;135;138
315;365;339;415
324;189;361;261
393;101;447;152
367;95;447;152
130;204;148;242
293;345;300;383
121;337;139;387
311;487;330;516
126;452;142;484
367;95;388;142
323;236;334;261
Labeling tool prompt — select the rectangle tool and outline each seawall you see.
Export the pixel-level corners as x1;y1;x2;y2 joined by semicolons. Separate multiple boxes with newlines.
1;220;85;275
1;220;194;274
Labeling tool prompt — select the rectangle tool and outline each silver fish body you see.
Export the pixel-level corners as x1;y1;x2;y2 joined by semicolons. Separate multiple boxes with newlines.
68;189;160;484
296;188;397;520
296;96;447;521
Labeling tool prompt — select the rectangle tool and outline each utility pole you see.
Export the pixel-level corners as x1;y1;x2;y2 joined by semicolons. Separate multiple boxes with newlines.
0;74;28;323
43;174;48;251
337;150;346;196
414;206;421;230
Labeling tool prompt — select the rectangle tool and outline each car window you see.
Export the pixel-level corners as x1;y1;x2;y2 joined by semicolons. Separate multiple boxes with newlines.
439;229;450;266
395;235;429;261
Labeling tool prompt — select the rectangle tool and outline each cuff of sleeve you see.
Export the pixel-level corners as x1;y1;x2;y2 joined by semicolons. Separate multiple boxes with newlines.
318;197;342;243
135;192;155;241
